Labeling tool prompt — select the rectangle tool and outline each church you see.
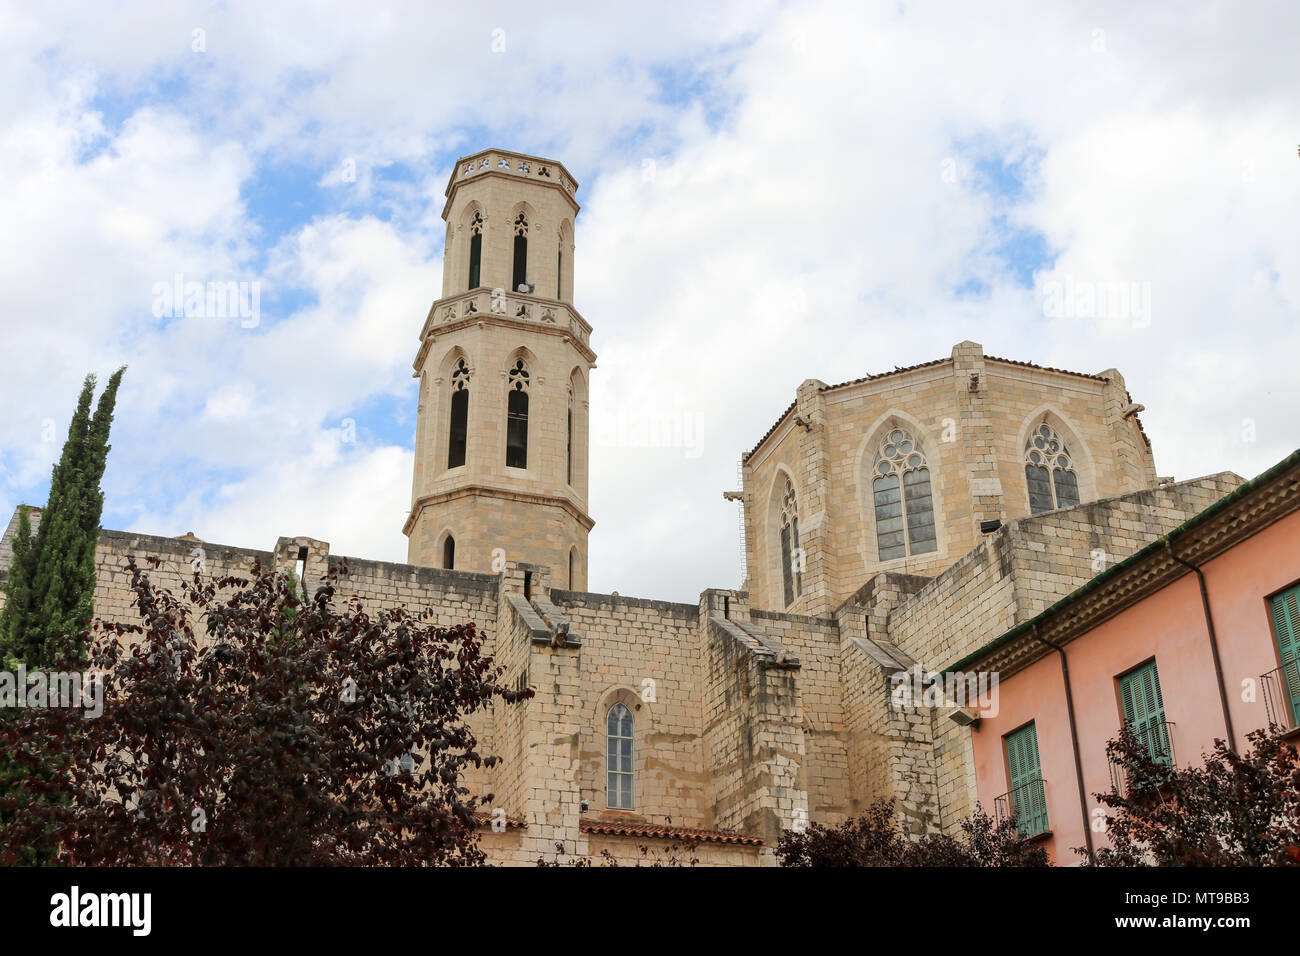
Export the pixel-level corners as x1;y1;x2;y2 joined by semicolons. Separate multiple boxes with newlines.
2;148;1272;865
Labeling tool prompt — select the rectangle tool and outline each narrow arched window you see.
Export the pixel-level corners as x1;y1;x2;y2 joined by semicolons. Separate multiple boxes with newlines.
568;548;576;589
606;702;633;809
1025;423;1080;514
447;358;469;468
442;535;455;570
566;384;574;485
872;428;937;561
557;248;563;300
779;478;803;607
467;211;483;290
506;359;529;468
512;212;528;292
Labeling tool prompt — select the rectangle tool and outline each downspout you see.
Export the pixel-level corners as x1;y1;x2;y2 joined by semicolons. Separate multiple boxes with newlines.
1166;541;1237;754
1031;623;1094;862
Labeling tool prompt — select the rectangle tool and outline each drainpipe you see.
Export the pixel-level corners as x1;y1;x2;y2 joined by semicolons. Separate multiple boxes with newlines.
1032;623;1094;863
1166;542;1236;754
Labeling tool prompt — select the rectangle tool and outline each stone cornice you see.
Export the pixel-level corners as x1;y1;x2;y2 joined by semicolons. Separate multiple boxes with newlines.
442;149;580;220
414;290;597;371
404;485;595;536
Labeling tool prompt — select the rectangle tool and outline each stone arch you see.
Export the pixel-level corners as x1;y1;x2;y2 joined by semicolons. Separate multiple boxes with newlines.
458;200;486;293
854;409;947;569
1015;405;1098;512
556;218;574;300
502;346;537;470
764;465;803;610
432;346;473;475
507;200;538;292
434;526;457;570
566;366;588;494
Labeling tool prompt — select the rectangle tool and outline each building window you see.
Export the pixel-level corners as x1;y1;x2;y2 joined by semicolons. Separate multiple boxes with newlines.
607;702;634;809
512;212;528;292
1118;660;1172;767
1266;585;1300;728
568;548;577;589
1024;423;1080;514
447;358;470;469
467;211;483;290
1000;723;1048;838
779;478;803;607
557;248;563;300
442;535;455;570
872;428;937;561
566;385;574;485
506;359;529;469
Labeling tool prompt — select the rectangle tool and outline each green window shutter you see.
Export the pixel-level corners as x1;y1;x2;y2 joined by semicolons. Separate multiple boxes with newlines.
1268;585;1300;725
1005;724;1047;837
1119;660;1170;766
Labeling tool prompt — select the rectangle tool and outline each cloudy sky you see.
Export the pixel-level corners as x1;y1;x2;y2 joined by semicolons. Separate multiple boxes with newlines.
0;0;1295;602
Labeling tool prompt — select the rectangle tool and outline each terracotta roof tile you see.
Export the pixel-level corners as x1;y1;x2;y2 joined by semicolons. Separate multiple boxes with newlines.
579;819;763;846
473;811;526;830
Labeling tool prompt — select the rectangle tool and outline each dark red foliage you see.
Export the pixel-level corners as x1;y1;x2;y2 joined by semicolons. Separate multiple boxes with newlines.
0;556;530;865
776;799;1049;867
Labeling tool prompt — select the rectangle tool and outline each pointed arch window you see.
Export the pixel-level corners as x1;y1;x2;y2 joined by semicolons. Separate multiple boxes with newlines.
512;212;528;292
872;428;937;561
566;383;574;485
447;358;470;469
506;359;529;469
442;535;455;570
779;478;803;607
467;211;483;290
1024;423;1080;514
606;702;634;809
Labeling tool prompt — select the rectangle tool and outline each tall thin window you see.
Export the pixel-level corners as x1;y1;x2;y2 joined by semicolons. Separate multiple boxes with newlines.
557;249;563;300
512;212;528;292
467;211;483;290
779;478;803;607
1024;423;1080;514
606;702;633;809
872;428;937;561
1003;724;1048;837
566;385;574;485
442;535;455;570
568;549;576;589
506;359;529;469
447;358;469;469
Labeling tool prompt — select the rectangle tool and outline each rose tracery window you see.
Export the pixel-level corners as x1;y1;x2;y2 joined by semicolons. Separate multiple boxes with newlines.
779;478;803;607
872;428;937;561
1024;423;1080;514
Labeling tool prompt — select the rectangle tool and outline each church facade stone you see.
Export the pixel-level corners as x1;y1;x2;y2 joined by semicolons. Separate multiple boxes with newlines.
0;149;1253;865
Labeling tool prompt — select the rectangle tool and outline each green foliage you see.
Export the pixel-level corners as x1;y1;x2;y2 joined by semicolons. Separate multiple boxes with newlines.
0;367;125;668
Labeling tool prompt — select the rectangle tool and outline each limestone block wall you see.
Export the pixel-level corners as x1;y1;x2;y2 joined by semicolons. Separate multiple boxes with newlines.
548;589;709;827
742;341;1162;614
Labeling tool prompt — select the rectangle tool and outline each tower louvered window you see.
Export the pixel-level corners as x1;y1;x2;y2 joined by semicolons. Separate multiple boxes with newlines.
447;358;470;469
506;359;529;469
872;429;937;561
1025;423;1080;514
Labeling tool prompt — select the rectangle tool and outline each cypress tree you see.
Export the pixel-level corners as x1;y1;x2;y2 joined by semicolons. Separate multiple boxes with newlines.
0;367;126;667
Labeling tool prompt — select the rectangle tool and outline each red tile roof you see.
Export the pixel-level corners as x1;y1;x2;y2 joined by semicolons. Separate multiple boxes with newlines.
473;811;526;830
579;819;764;846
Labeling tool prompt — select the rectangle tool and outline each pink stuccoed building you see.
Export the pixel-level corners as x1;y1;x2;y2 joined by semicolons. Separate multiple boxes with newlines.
950;449;1300;864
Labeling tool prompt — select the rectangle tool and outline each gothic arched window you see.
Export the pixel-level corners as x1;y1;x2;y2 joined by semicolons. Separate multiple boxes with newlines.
606;702;634;809
872;428;938;561
506;359;529;469
467;210;483;290
566;384;574;485
442;534;455;570
447;358;470;469
779;478;803;607
512;212;528;292
1024;423;1080;514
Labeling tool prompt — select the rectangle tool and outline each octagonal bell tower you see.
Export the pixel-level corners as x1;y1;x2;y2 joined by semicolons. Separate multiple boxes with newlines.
405;149;595;590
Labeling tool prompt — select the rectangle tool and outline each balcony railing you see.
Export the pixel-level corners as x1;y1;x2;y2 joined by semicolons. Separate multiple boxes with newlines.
1108;720;1175;794
425;288;592;349
994;777;1049;838
1261;660;1300;734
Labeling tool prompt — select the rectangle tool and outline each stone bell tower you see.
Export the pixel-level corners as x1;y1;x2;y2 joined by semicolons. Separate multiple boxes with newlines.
404;149;595;590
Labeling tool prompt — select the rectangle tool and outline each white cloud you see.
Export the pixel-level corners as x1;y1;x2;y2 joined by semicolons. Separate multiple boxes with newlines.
0;0;1296;603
